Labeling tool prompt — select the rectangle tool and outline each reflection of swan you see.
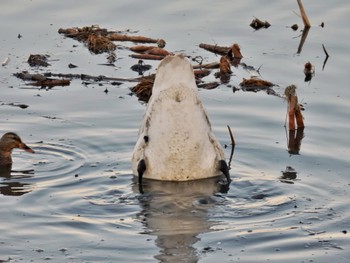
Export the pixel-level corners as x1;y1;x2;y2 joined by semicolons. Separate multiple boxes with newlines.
132;54;230;191
134;177;223;262
0;132;34;165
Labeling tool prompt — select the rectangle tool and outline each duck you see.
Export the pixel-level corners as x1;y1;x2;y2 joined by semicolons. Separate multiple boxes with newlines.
132;54;231;193
0;132;34;166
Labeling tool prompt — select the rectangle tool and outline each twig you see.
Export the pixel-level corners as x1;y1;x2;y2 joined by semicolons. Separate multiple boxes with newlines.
297;0;311;28
227;125;236;169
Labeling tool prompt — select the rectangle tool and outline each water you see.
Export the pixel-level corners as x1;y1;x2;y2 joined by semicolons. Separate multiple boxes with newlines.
1;1;350;262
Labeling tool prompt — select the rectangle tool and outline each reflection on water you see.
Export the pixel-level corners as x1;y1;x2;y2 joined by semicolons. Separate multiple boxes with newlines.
296;26;310;54
288;127;305;155
1;0;350;262
0;142;86;197
134;177;223;262
0;165;34;196
280;166;298;184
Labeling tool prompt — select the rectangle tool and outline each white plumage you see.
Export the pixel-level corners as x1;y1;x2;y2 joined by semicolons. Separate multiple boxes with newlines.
132;54;230;185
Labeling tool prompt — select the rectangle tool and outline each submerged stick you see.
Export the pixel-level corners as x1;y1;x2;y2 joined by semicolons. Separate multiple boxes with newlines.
297;0;311;27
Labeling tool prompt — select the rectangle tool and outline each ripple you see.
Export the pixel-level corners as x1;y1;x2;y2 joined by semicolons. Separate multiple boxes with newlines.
0;142;87;197
32;142;86;177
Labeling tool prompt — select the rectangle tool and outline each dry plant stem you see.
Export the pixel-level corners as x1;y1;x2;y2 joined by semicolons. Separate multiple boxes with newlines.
288;95;304;130
297;0;311;27
130;53;165;60
192;62;220;69
219;56;232;75
129;45;156;53
199;43;230;56
107;33;164;45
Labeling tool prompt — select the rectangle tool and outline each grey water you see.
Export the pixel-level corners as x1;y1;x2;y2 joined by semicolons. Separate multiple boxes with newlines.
1;1;350;262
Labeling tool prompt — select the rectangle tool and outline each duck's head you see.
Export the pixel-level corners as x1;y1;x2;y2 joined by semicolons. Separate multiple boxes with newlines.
0;132;34;164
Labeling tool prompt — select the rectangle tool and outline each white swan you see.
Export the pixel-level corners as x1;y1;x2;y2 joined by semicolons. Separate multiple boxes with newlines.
132;54;230;192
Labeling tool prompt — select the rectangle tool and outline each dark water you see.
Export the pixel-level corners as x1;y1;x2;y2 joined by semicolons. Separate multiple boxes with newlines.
1;1;350;262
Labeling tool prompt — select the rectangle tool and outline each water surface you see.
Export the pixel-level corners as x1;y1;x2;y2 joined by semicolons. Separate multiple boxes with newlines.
1;1;350;262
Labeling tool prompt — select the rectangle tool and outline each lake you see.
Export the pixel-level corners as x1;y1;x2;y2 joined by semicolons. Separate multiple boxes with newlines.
1;0;350;262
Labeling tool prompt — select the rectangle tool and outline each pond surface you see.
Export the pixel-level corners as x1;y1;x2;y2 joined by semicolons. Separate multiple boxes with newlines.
1;1;350;262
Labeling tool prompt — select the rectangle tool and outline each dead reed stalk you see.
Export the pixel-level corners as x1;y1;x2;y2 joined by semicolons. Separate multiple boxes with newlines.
297;0;311;27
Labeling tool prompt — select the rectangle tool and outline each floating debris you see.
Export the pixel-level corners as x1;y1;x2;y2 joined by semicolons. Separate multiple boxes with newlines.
14;71;70;88
240;78;278;96
199;43;230;56
2;57;10;66
215;56;232;84
130;45;171;57
240;77;274;88
229;43;243;59
1;102;29;109
194;69;211;79
87;34;116;54
108;33;165;46
58;25;166;54
193;61;219;70
291;24;299;31
130;53;164;60
130;75;155;102
250;18;271;30
27;54;50;67
219;56;232;75
129;45;171;60
197;82;220;90
304;62;315;82
68;63;78;68
130;45;156;53
199;42;242;59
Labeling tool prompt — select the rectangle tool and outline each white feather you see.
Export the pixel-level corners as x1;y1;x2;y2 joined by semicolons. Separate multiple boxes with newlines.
132;54;225;181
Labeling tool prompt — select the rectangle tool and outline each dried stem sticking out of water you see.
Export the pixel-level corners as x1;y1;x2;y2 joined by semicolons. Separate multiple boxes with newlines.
297;0;311;28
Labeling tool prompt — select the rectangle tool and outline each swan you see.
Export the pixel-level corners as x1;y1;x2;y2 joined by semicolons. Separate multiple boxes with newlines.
0;132;34;166
132;54;230;192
